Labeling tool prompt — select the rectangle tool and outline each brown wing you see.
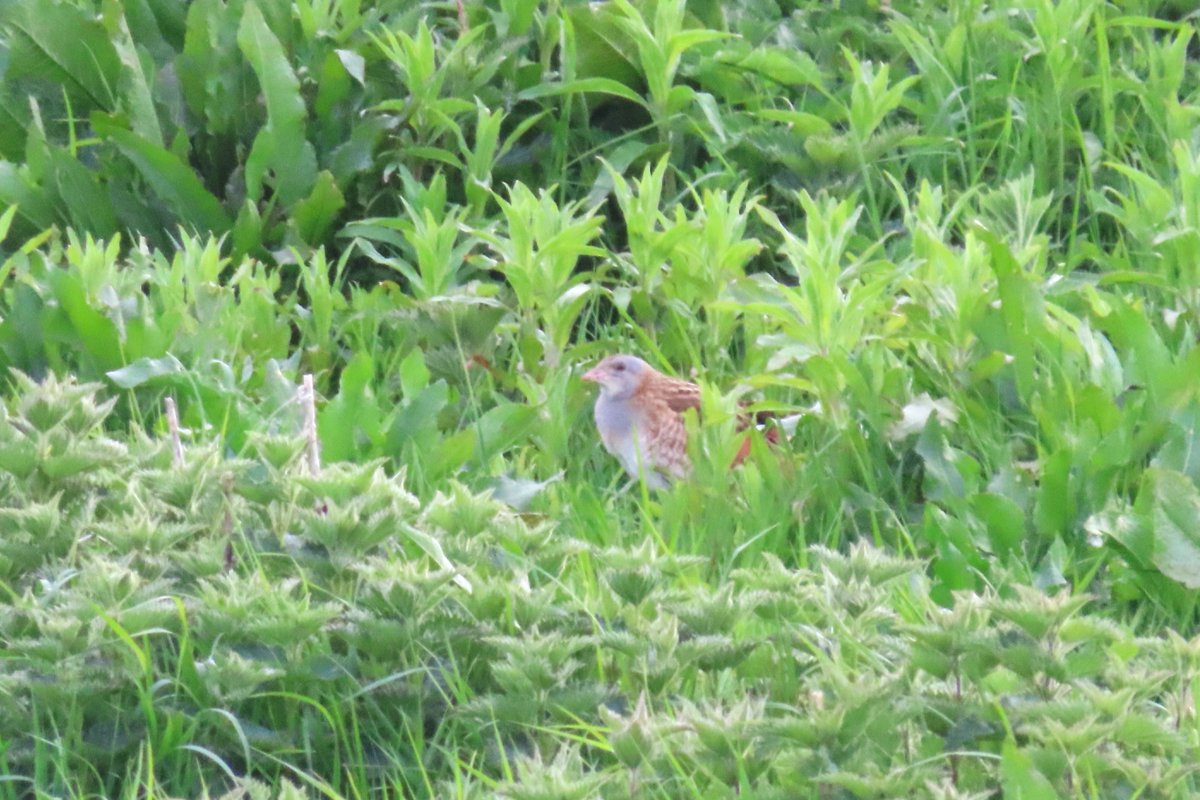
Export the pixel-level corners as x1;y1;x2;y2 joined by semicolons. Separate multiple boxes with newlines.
632;373;697;481
655;375;772;431
643;399;691;480
655;376;701;415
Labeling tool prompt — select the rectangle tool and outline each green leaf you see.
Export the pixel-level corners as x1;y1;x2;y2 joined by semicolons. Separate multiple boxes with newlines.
401;522;471;593
292;171;345;246
1141;467;1200;589
752;109;834;135
1000;739;1059;799
978;228;1038;399
237;1;316;206
398;348;430;398
107;354;186;389
0;0;121;109
0;162;56;231
1035;449;1073;538
315;50;352;121
178;0;248;136
329;117;391;186
667;29;730;62
518;77;647;108
915;415;964;503
470;403;538;461
0;203;16;243
47;268;123;374
43;146;119;236
92;118;230;234
719;46;823;87
972;493;1025;560
101;0;164;147
317;351;384;462
388;381;449;453
335;49;365;85
567;2;641;88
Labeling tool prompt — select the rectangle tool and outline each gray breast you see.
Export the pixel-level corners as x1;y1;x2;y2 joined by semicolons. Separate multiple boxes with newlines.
594;394;667;487
594;393;632;454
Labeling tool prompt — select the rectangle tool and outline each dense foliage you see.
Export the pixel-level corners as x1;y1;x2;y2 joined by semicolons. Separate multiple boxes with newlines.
1;0;1200;796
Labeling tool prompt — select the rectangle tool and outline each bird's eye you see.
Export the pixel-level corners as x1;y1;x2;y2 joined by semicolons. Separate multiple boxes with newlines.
613;362;626;371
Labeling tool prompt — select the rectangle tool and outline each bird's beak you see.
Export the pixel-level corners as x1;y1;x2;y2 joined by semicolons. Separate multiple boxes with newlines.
581;366;603;383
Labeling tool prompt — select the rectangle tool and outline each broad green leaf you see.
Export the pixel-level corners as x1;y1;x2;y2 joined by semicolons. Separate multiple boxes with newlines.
915;415;964;503
972;493;1025;560
121;0;174;62
292;171;345;246
1000;739;1058;798
178;0;249;135
318;351;384;462
335;49;365;85
0;162;56;230
0;0;120;109
567;2;641;88
398;146;462;170
398;348;430;399
0;95;28;161
666;29;730;63
978;228;1038;399
43;146;119;237
1034;449;1073;538
428;427;475;477
107;354;186;388
92;118;230;234
1096;294;1175;407
388;380;449;452
0;204;15;242
1155;403;1200;485
315;50;352;121
470;403;538;461
232;199;265;259
47;267;123;374
238;1;316;206
719;46;823;88
329;117;392;185
101;0;164;146
1142;467;1200;589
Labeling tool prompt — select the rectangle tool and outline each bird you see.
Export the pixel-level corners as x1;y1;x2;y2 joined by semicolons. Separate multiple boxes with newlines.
581;354;795;490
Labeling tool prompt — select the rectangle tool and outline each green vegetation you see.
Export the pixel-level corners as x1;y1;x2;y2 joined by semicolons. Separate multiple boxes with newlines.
1;0;1200;796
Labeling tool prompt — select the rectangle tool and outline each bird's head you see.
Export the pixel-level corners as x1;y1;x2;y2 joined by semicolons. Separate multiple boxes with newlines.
581;354;651;400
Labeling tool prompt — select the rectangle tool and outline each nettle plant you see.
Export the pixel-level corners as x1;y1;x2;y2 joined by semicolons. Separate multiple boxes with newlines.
1;366;1198;796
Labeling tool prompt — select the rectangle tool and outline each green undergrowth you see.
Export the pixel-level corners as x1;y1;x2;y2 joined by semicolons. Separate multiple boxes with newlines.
2;0;1200;796
1;374;1199;799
